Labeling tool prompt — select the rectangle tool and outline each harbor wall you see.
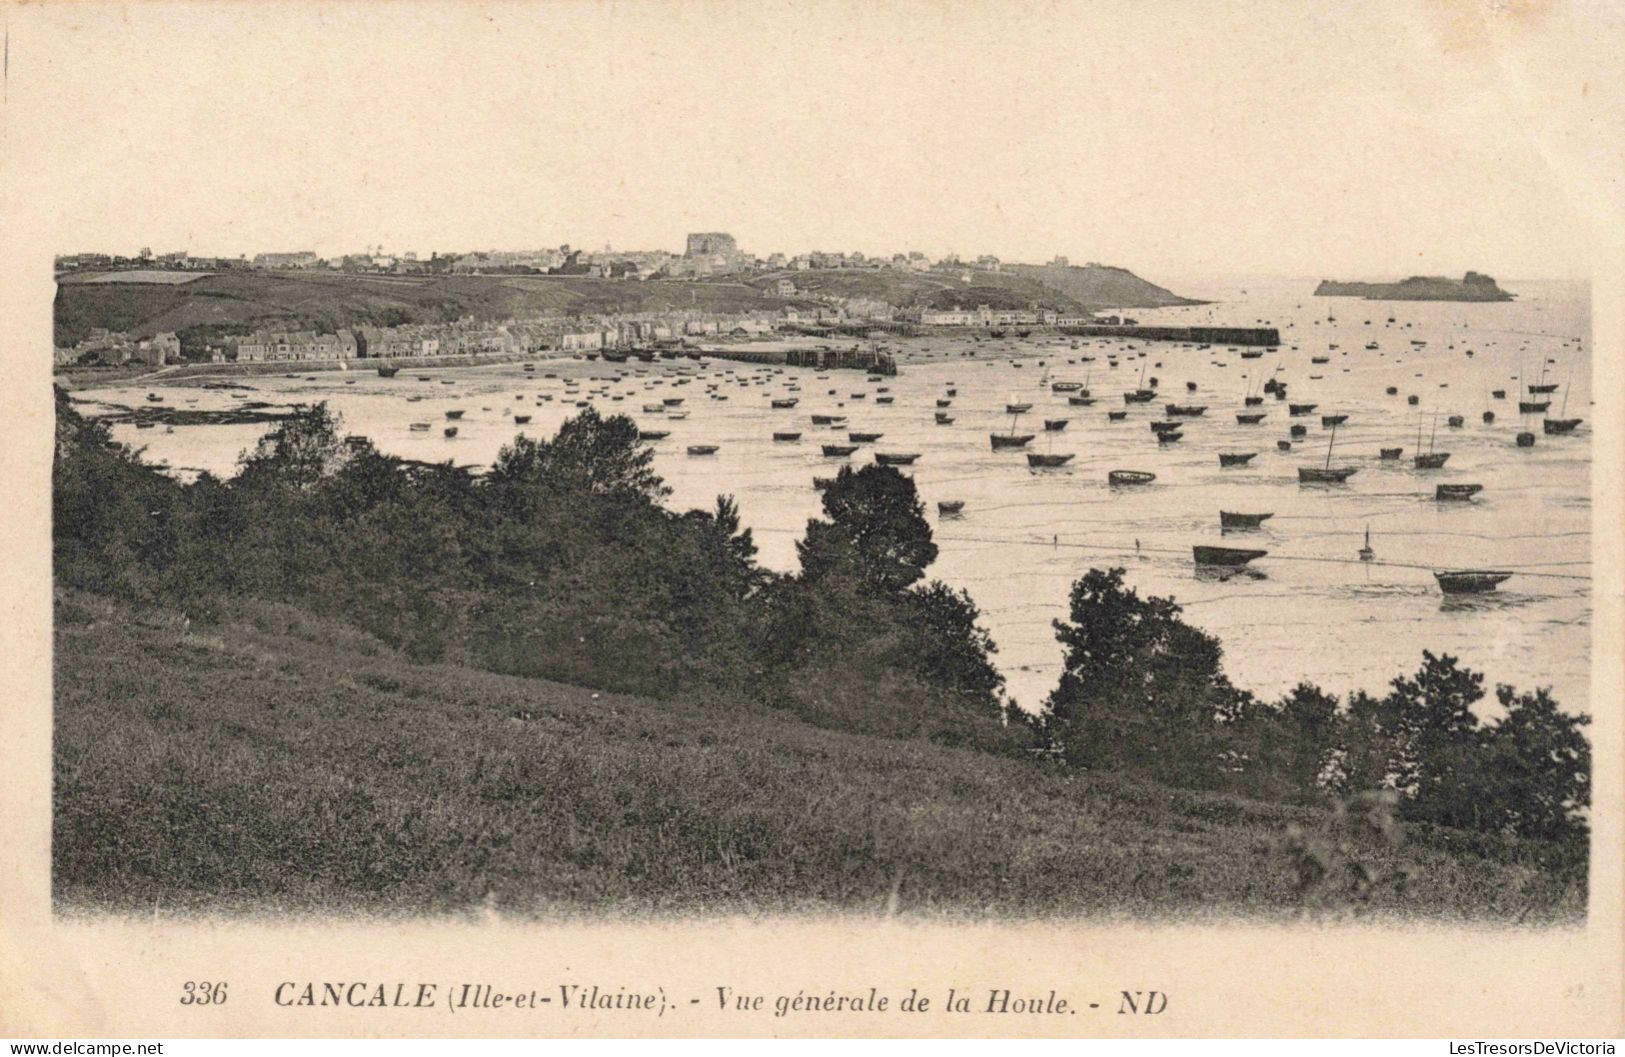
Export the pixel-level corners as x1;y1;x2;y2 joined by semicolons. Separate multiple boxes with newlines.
1058;325;1280;346
700;347;898;375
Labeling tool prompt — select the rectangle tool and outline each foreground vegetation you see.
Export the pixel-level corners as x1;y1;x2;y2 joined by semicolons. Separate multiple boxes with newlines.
54;590;1583;919
52;390;1590;917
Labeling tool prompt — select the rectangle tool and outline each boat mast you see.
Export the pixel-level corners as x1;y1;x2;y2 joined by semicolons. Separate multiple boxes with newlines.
1325;423;1336;470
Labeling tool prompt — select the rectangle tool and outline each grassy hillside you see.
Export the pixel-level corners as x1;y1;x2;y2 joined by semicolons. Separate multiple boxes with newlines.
51;271;804;346
53;264;1201;346
741;268;1086;311
53;589;1583;921
1006;263;1201;309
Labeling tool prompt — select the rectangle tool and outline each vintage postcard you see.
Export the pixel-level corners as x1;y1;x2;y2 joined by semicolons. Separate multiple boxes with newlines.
1;0;1621;1040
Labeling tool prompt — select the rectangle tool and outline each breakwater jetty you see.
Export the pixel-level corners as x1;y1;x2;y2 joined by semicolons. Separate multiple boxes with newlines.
1058;325;1280;346
700;346;898;375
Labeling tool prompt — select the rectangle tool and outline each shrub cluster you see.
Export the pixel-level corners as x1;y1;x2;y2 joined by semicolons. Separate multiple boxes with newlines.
1032;568;1589;843
53;391;1013;749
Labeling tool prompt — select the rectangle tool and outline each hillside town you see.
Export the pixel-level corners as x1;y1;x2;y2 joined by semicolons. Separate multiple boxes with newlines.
53;233;1116;368
54;233;1078;281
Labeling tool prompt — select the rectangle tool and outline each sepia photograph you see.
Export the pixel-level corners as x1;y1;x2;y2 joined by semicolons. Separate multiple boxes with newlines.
3;0;1622;1040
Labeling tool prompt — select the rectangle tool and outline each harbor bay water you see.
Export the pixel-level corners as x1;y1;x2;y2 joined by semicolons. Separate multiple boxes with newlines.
79;278;1590;716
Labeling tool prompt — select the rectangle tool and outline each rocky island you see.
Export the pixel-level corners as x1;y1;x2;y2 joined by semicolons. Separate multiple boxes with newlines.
1313;271;1513;301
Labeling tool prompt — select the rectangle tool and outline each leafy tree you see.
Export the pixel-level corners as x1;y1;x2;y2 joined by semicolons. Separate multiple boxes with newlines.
234;403;357;494
485;406;668;514
903;581;1006;715
1039;567;1236;785
1475;685;1590;841
797;464;937;595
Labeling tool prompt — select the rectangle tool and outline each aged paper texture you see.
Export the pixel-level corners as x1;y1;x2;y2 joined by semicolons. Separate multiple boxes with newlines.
2;0;1622;1039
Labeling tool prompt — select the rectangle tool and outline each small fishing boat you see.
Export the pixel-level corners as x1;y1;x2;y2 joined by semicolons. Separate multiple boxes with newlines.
1413;452;1450;468
875;452;920;466
1311;356;1330;364
822;443;859;456
1542;373;1580;433
1123;389;1156;404
848;431;884;443
1068;395;1097;406
1434;570;1513;594
936;398;953;408
1290;424;1308;438
1379;447;1403;460
1517;432;1537;447
1165;404;1207;416
771;398;799;409
445;409;465;419
1236;412;1266;424
638;430;670;440
1108;470;1156;486
810;414;847;426
1149;421;1181;435
1277;440;1292;451
409;422;431;432
1446;415;1464;428
667;410;690;420
1107;410;1128;421
663;397;685;406
1220;511;1273;529
1359;526;1375;561
1240;350;1263;359
1385;386;1399;395
1288;403;1318;416
1218;452;1258;467
1436;483;1483;501
1483;411;1496;423
1156;429;1184;444
934;412;955;424
643;403;664;412
1299;423;1357;482
418;375;432;381
1407;395;1420;405
376;365;400;378
1299;465;1355;482
1193;545;1268;567
1243;395;1264;407
1027;452;1074;468
876;396;895;404
772;431;801;441
1321;414;1348;427
1518;400;1550;413
513;414;532;424
1528;383;1559;394
1044;419;1069;431
1491;389;1505;399
990;433;1036;450
686;444;719;456
443;426;458;438
1005;402;1033;414
938;500;965;515
1051;381;1082;392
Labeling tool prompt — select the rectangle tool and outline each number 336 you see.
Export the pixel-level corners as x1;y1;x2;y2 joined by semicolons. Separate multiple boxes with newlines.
180;981;228;1005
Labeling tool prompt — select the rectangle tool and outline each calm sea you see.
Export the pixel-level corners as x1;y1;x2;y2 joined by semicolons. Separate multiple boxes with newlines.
79;276;1591;716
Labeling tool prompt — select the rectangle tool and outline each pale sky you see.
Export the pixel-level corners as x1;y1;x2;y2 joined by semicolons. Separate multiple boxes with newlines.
5;0;1622;280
